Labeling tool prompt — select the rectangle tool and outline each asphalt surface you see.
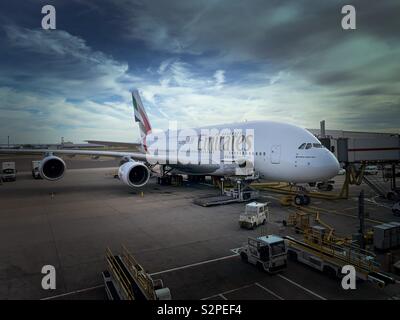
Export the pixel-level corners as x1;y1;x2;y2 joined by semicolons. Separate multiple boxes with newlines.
0;157;400;300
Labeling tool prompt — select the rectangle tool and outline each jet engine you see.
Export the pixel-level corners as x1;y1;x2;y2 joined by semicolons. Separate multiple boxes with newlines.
118;161;150;187
39;156;66;181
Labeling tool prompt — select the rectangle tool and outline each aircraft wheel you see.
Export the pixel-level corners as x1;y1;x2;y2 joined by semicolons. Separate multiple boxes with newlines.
294;195;304;206
303;195;311;205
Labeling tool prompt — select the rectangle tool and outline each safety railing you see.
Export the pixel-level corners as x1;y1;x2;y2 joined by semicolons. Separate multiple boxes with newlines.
106;247;135;300
121;245;156;300
302;230;379;273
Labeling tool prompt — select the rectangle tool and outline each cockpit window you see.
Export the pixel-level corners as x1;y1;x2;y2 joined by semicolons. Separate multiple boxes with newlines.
299;142;324;150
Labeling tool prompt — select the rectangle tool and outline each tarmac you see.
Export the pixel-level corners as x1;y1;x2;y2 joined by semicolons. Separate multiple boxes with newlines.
1;156;400;300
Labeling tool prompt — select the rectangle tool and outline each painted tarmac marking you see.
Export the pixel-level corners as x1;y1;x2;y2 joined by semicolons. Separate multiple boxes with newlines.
150;254;239;276
343;206;358;211
277;274;327;300
201;284;255;300
42;254;240;300
41;284;105;300
254;282;284;300
230;248;241;254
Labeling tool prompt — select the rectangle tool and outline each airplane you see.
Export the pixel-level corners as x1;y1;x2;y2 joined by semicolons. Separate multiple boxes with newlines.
0;90;340;204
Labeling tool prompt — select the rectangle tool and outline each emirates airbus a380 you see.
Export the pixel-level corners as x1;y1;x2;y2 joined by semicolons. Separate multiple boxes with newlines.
0;90;340;194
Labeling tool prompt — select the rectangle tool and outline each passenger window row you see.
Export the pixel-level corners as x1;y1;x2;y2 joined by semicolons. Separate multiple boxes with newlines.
199;151;266;156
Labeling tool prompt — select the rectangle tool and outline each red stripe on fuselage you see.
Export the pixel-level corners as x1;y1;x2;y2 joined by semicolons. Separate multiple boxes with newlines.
348;147;400;152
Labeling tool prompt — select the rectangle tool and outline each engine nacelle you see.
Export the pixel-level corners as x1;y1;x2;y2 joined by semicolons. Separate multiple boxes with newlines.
39;156;66;181
118;161;150;187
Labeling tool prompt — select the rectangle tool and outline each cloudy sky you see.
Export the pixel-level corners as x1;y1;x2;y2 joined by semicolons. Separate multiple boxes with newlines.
0;0;399;144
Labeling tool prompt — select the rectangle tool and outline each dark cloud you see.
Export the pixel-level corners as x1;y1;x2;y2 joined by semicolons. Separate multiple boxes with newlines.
335;100;400;131
0;25;129;99
117;1;398;59
106;0;400;112
0;0;399;144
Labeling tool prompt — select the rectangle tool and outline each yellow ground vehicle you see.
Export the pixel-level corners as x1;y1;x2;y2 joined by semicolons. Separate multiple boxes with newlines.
285;229;395;287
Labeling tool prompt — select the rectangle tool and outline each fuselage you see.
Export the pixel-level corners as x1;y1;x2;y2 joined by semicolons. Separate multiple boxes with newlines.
145;120;340;183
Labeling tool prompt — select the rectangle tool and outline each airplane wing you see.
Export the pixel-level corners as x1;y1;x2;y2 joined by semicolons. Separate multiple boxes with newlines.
85;140;143;150
0;148;167;164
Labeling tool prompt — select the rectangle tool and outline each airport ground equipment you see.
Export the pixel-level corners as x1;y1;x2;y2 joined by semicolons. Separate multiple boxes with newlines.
194;178;259;206
223;183;259;202
363;171;399;201
239;235;288;273
1;161;16;182
31;160;42;179
251;163;364;202
239;202;269;229
284;205;336;240
281;199;396;286
358;190;367;249
374;222;400;250
365;165;379;175
393;202;400;216
103;246;171;300
251;182;315;204
285;230;396;288
284;200;376;248
251;180;343;204
253;161;399;203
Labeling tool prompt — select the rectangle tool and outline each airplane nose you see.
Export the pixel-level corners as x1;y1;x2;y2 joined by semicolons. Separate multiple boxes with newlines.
324;149;341;178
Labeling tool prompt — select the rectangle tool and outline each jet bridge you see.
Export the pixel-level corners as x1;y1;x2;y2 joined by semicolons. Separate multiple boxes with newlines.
319;134;400;200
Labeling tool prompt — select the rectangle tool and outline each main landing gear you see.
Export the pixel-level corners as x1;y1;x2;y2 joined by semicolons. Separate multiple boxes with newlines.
294;194;311;206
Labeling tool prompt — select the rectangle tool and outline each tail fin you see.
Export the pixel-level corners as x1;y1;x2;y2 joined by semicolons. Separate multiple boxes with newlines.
132;90;152;144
